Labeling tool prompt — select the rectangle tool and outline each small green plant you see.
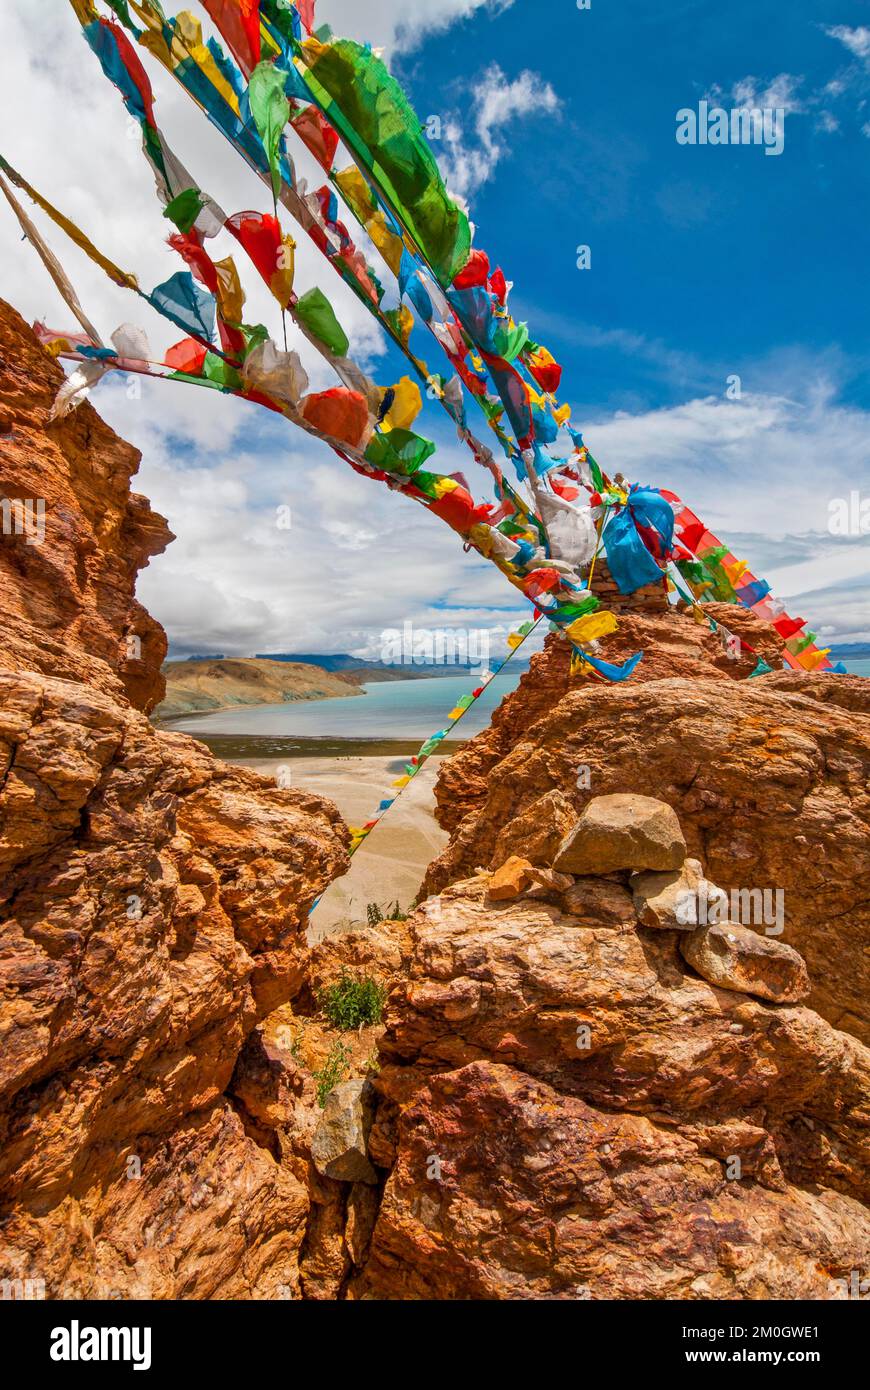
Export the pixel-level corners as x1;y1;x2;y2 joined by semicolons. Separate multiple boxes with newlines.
313;1040;351;1108
318;969;387;1031
366;899;408;926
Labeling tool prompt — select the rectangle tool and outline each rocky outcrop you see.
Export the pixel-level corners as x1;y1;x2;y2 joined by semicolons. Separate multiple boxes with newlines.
353;826;870;1299
3;297;869;1303
424;653;870;1043
0;302;170;714
429;606;786;839
0;303;350;1298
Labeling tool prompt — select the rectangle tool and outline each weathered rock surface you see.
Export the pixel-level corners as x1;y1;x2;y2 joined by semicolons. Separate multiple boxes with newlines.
0;303;349;1298
680;921;811;1003
554;793;686;874
0;302;171;714
312;1080;378;1184
361;1058;870;1301
424;651;870;1043
354;876;870;1299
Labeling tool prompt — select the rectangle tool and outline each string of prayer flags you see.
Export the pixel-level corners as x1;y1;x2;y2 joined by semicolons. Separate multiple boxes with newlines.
298;37;471;284
669;490;839;673
33;0;840;694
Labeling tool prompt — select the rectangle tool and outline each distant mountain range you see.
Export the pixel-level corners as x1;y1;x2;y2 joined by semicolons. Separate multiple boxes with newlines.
829;643;870;659
253;652;528;680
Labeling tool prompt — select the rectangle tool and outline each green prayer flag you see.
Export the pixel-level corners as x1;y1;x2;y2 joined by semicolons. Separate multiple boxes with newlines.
365;428;436;476
302;38;471;284
249;60;290;199
163;187;205;234
295;286;349;356
202;351;242;390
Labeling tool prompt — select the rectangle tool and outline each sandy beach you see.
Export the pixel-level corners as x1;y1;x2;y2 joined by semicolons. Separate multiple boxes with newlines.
234;754;450;940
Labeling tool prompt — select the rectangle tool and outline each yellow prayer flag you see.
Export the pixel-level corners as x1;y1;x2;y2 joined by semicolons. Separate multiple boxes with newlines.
214;256;245;324
382;376;423;432
367;211;404;277
335;167;378;226
565;610;619;645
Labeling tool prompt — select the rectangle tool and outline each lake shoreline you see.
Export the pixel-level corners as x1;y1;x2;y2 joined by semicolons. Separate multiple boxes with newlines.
154;729;470;759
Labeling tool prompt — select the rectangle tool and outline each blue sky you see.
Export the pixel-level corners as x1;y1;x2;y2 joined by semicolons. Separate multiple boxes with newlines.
0;0;867;656
396;0;870;413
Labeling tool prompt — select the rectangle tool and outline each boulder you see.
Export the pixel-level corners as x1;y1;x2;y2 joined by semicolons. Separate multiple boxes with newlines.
311;1079;378;1184
488;855;538;900
490;788;578;868
680;922;810;1003
631;858;728;930
554;794;686;875
487;856;573;902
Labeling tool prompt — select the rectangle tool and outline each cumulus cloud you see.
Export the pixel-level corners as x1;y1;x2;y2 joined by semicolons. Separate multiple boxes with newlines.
438;65;561;200
824;25;870;63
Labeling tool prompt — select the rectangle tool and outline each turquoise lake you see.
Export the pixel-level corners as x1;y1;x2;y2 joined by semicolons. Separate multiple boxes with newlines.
165;658;868;750
166;671;524;741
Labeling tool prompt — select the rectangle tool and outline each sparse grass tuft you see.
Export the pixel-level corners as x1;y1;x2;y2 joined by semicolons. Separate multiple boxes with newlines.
366;899;407;926
312;1040;351;1108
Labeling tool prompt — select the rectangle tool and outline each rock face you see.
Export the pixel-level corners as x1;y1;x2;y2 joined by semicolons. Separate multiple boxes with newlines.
424;649;870;1043
0;303;170;714
355;872;870;1300
0;303;349;1298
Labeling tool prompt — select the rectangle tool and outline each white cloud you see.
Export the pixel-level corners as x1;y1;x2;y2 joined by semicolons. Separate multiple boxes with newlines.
438;65;561;200
585;386;870;643
824;25;870;63
320;0;514;55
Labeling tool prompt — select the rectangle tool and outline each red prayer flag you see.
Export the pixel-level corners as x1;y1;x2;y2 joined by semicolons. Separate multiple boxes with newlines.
165;338;208;374
453;248;490;291
291;106;339;171
225;211;282;286
301;389;370;449
201;0;261;76
167;231;219;292
773;615;806;640
297;0;317;33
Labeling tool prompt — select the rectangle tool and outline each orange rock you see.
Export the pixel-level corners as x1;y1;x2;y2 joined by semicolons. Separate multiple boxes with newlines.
487;855;537;899
425;644;870;1043
0;302;349;1298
